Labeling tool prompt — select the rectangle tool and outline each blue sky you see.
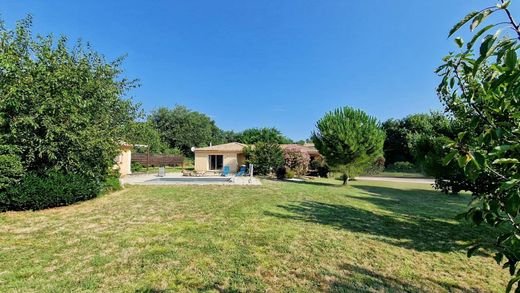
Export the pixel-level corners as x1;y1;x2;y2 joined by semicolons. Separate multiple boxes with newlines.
3;1;518;140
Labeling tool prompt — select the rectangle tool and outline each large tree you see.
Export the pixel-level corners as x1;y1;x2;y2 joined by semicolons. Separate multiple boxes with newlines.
382;112;452;166
312;106;385;185
149;105;223;155
236;127;292;144
0;16;138;181
124;121;168;154
437;1;520;291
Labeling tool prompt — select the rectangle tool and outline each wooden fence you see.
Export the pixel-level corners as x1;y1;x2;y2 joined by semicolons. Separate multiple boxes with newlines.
131;153;184;167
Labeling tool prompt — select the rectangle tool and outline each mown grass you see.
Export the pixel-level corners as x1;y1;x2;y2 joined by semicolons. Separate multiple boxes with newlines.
0;179;507;292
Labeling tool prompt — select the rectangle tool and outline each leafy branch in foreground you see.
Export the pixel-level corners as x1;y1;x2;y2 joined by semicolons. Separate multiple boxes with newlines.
437;1;520;291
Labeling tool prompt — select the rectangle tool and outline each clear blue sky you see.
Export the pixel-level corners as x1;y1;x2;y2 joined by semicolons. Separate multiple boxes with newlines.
3;1;517;140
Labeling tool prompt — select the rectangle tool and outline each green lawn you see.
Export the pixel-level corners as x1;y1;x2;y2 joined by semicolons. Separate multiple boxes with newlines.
0;179;507;292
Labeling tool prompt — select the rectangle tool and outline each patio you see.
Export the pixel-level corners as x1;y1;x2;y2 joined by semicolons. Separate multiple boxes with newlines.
121;172;261;186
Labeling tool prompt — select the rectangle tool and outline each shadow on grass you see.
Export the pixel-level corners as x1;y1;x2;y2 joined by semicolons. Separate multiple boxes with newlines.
349;184;470;220
265;200;492;253
264;178;342;187
329;263;479;292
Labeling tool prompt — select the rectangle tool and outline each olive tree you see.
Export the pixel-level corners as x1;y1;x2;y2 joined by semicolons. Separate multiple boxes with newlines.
312;106;385;185
437;1;520;291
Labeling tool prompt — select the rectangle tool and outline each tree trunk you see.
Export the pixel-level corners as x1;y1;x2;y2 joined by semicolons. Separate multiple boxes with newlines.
342;172;349;185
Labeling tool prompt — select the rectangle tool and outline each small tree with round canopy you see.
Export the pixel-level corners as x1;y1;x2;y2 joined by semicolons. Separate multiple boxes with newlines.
312;106;385;185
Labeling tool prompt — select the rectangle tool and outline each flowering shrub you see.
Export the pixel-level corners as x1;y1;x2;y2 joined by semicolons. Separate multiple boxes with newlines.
283;147;310;176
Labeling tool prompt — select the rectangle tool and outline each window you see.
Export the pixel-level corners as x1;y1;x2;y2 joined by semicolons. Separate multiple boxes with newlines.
208;155;223;170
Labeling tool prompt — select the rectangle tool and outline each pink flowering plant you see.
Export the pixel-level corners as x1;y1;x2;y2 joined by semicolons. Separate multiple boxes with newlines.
283;147;310;176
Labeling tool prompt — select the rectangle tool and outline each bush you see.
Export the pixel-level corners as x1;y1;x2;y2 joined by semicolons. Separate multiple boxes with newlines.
246;142;284;176
0;146;23;191
0;171;101;211
363;156;385;175
386;161;416;172
285;169;296;179
310;157;330;178
131;162;144;172
276;167;287;179
103;170;122;193
283;147;310;176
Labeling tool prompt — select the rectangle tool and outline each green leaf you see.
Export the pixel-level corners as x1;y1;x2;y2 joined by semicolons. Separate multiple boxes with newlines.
458;153;471;168
472;151;486;169
443;150;458;166
494;252;504;264
506;275;520;293
449;11;479;37
502;179;520;190
467;24;496;50
455;37;464;48
471;209;484;225
505;49;518;70
467;244;480;257
471;9;493;31
493;158;519;165
498;0;511;9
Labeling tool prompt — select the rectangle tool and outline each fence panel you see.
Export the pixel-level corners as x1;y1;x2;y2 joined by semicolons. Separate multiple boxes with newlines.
131;153;184;167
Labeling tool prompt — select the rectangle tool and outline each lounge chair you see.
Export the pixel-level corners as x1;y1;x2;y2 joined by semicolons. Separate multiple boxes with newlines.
222;166;230;176
236;166;246;176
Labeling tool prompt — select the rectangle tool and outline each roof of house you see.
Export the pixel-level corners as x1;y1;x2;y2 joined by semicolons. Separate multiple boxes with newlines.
280;144;320;156
194;142;248;152
194;142;320;155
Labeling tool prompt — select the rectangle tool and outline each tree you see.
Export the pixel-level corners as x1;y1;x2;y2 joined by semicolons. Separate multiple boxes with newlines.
382;112;452;166
0;16;138;181
149;105;223;155
312;107;385;185
220;130;239;143
437;2;520;291
245;142;284;176
124;121;168;154
236;127;292;144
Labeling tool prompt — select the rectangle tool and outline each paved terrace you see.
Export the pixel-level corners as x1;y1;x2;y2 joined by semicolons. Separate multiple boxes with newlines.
121;172;262;186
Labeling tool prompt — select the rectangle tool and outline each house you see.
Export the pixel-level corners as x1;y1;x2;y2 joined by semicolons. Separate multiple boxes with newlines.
114;143;133;176
193;142;322;174
194;142;247;173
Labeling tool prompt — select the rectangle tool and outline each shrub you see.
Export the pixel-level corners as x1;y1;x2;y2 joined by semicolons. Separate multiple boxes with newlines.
283;147;310;176
246;142;284;176
285;169;296;179
103;170;122;193
0;145;23;191
276;167;287;179
317;165;330;178
131;162;144;172
310;157;330;178
387;161;416;172
363;156;386;175
0;171;101;211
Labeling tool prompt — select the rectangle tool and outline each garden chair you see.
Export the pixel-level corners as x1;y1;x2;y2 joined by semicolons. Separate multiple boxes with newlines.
236;165;246;176
222;166;230;176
